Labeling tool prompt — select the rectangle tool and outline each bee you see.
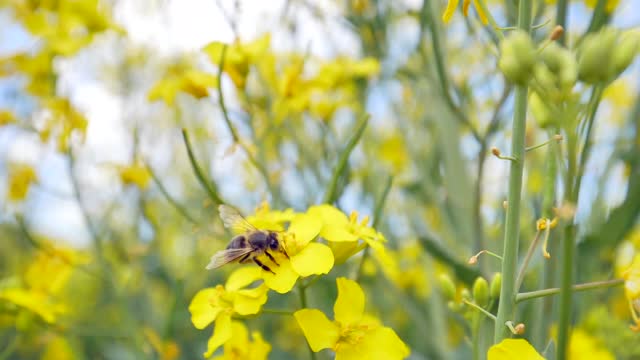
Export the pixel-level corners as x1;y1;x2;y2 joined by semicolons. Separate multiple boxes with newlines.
205;204;288;274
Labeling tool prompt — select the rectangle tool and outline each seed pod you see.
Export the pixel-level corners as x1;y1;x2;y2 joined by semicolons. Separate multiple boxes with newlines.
473;277;490;307
498;30;537;85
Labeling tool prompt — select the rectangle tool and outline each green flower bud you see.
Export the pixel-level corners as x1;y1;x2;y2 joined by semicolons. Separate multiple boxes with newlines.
498;30;537;85
472;277;490;307
577;28;618;84
438;274;456;301
540;42;578;91
530;92;554;128
461;288;472;301
490;272;502;299
611;31;640;77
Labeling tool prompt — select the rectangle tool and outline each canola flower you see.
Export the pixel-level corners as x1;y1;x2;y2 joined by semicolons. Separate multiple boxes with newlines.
487;339;543;359
212;321;270;360
294;277;410;360
442;0;488;24
623;255;640;331
189;267;268;357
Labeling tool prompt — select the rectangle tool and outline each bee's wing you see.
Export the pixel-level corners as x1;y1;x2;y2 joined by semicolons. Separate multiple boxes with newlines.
205;248;254;270
218;204;258;234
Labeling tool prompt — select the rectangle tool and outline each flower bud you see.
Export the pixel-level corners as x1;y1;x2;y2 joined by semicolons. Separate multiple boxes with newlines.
578;28;618;84
611;31;640;77
550;25;564;41
530;92;554;128
438;274;457;301
540;42;577;91
490;273;502;299
461;288;472;301
473;277;490;307
514;323;526;335
499;30;537;84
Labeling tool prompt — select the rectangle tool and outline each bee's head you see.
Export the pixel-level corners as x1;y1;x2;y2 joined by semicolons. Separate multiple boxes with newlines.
267;232;279;250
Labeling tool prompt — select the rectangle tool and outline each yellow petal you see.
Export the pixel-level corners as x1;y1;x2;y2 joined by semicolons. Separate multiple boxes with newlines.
204;312;232;358
463;0;471;16
488;339;544;360
360;327;411;360
472;0;489;24
226;267;263;292
442;0;460;23
262;259;299;294
334;278;365;326
248;331;272;360
233;285;269;315
189;288;223;329
288;213;322;247
0;288;59;323
308;205;349;226
624;255;640;300
321;226;359;242
290;243;334;277
294;309;339;352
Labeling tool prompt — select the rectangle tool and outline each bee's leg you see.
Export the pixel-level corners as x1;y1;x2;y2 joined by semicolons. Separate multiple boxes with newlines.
281;248;290;259
254;258;275;274
238;253;252;263
264;251;280;266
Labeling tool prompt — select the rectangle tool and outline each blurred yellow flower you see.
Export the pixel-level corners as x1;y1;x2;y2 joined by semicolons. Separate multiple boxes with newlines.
188;267;268;357
0;110;15;125
203;35;271;89
7;163;37;201
487;339;544;359
119;164;152;189
148;68;218;106
568;329;615;360
442;0;488;24
623;255;640;331
144;327;181;360
584;0;620;13
213;321;271;360
294;278;410;360
312;57;380;89
261;213;334;293
41;98;88;152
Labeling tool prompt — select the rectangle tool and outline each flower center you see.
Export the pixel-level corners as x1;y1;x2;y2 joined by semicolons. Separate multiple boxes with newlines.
335;323;373;350
208;285;233;309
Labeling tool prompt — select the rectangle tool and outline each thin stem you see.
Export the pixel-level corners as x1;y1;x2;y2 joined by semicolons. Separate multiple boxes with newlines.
146;164;197;224
555;0;568;45
181;128;224;205
216;45;279;203
323;113;369;204
515;229;542;290
0;336;19;360
261;308;295;315
355;175;393;281
297;284;318;360
464;300;497;321
494;0;532;343
525;135;561;153
573;86;603;201
516;279;623;302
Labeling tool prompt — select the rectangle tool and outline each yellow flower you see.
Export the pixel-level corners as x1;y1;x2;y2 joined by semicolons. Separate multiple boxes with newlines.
308;205;386;264
567;329;615;360
623;255;640;331
7;163;37;201
261;213;334;293
203;35;271;89
487;339;544;360
144;327;181;360
0;110;15;125
119;164;152;189
584;0;620;13
148;66;218;106
0;245;88;324
188;267;268;357
212;321;271;360
294;278;410;360
442;0;488;24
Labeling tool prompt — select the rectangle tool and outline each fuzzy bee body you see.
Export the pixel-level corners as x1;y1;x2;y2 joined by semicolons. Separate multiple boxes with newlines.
206;205;288;273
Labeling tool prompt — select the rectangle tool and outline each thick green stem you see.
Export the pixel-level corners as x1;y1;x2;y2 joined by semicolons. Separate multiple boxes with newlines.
493;0;532;343
297;284;318;360
555;0;568;45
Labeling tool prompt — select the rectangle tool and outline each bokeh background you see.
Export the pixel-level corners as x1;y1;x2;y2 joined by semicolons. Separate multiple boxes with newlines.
0;0;639;359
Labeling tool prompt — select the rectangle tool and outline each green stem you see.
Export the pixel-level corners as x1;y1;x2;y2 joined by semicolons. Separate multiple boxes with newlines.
555;0;568;45
297;284;318;360
516;279;623;302
0;336;18;360
146;164;197;224
472;312;481;360
493;0;532;342
323;113;369;204
261;308;295;315
355;175;393;281
515;229;542;291
464;300;497;321
217;45;280;204
181;128;224;205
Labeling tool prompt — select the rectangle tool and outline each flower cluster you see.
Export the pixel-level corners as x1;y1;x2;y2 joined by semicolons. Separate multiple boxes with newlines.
188;203;408;359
